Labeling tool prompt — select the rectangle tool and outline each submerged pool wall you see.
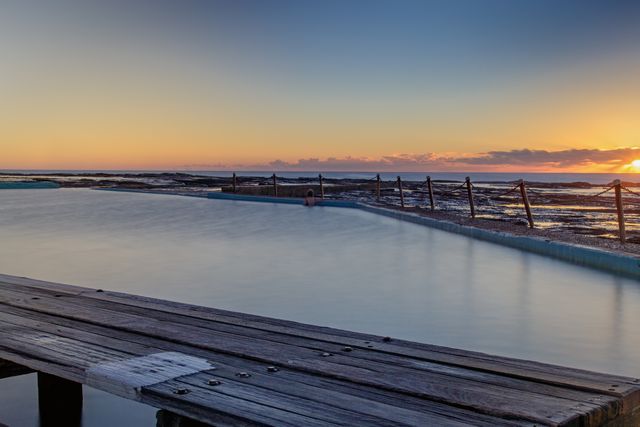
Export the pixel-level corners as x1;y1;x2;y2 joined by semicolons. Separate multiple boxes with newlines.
207;192;640;279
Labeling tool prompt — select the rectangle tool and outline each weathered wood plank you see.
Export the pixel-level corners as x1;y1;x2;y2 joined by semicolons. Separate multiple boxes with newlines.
3;274;636;398
1;274;639;426
0;291;619;423
0;288;616;425
0;305;530;426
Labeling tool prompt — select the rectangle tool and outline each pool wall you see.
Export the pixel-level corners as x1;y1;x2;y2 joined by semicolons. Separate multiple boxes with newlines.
207;192;640;278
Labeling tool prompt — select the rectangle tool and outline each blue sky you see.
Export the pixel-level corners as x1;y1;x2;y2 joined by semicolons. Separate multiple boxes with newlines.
1;0;639;170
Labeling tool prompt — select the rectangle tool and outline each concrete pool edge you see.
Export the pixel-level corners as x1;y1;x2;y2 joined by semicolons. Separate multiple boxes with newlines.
206;191;361;208
357;204;640;278
207;192;640;278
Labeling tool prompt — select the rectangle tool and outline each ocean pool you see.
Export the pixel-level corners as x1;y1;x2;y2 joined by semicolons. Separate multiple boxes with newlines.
1;188;639;425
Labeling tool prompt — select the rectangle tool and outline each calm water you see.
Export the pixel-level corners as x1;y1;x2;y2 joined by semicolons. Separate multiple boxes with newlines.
1;189;640;425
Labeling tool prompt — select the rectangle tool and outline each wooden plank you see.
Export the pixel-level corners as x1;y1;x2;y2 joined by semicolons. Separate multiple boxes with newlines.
0;298;559;425
0;305;530;427
3;274;636;399
1;275;639;426
0;287;620;425
0;283;626;409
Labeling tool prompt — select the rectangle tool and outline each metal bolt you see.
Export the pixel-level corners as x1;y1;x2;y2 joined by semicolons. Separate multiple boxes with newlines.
173;387;189;395
236;372;251;378
342;346;353;352
96;289;104;293
382;336;392;342
207;379;222;386
267;366;279;373
320;352;333;357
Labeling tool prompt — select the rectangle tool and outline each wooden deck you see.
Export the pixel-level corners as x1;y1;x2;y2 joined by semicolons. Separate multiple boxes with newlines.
1;273;639;426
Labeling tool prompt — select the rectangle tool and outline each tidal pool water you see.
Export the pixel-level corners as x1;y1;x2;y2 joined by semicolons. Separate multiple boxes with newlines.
1;189;639;426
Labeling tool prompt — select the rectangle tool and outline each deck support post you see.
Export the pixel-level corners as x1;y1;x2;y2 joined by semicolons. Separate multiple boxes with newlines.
614;179;626;243
376;174;381;202
38;372;83;426
272;174;278;197
465;176;475;218
319;174;324;199
0;359;32;379
397;176;405;208
519;180;534;228
232;173;237;193
426;176;435;210
156;410;210;427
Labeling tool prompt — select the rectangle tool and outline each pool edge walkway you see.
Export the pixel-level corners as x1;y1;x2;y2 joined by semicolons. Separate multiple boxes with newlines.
1;273;640;426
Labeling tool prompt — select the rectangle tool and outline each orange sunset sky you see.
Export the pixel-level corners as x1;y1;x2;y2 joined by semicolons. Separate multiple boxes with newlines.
1;1;639;172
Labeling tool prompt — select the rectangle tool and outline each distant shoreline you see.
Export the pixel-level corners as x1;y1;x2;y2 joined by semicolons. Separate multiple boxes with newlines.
3;171;640;250
2;170;640;185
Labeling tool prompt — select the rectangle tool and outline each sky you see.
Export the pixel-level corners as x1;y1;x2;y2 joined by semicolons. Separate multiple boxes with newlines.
1;0;640;172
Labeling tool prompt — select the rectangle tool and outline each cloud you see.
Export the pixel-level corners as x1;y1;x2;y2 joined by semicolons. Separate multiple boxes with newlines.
265;154;447;171
183;147;640;171
451;148;640;167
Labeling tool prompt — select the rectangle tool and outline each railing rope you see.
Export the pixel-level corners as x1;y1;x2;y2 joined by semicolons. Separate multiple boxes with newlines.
222;173;636;243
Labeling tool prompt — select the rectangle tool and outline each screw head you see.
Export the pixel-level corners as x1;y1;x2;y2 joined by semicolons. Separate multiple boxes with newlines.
320;352;333;357
382;336;392;342
342;346;353;352
207;379;222;386
173;387;189;395
267;366;279;373
236;372;251;378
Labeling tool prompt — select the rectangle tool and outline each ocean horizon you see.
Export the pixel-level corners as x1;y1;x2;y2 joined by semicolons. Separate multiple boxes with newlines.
2;169;640;185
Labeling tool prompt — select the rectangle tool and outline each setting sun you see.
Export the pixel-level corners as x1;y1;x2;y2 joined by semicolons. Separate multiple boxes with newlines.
632;160;640;169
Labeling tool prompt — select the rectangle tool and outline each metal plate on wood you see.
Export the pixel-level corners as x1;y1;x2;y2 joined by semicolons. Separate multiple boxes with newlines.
86;352;214;397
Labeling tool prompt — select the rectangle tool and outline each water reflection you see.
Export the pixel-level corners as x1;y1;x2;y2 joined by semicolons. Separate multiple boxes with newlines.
1;188;640;425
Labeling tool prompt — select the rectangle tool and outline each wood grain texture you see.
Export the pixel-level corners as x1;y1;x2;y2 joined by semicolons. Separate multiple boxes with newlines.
1;273;639;426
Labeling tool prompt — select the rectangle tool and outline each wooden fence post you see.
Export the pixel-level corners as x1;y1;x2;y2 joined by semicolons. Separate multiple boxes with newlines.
397;176;405;208
272;174;278;197
376;174;381;202
519;180;534;228
319;174;324;199
426;176;435;210
614;179;626;243
232;173;237;193
465;176;475;218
